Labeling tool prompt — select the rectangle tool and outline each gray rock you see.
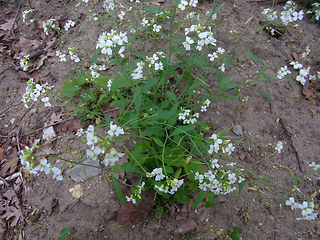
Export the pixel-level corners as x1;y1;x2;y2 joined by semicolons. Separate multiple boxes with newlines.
232;125;243;136
66;159;102;183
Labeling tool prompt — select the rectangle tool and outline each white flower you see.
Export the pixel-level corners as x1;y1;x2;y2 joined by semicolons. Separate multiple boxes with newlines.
41;97;51;107
86;146;102;160
189;0;198;7
118;11;125;20
208;52;218;62
211;159;220;169
52;167;63;181
228;173;237;184
104;151;125;166
86;132;98;147
178;0;188;11
296;75;306;85
309;162;320;171
219;63;225;72
154;62;163;71
183;36;194;50
153;24;161;32
37;158;51;174
64;20;75;31
107;123;124;137
217;47;225;55
141;18;148;27
224;143;235;155
275;141;283;153
194;172;204;183
290;61;303;69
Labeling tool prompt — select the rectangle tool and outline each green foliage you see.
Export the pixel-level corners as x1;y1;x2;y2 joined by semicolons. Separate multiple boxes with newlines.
228;227;243;240
59;228;71;240
57;0;270;218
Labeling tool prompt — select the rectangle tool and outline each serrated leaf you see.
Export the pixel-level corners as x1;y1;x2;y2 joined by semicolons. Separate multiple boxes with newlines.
61;81;80;98
111;75;132;91
94;75;111;89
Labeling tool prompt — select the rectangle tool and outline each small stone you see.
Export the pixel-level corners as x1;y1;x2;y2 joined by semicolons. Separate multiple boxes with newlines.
232;125;243;136
66;159;102;183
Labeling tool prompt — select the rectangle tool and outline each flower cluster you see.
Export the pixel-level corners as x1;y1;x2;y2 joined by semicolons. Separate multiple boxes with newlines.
208;47;225;62
43;19;59;35
96;30;128;57
19;140;63;181
21;78;53;108
20;55;30;71
309;2;320;21
64;20;75;31
89;63;106;79
309;162;320;171
131;61;144;80
146;51;165;71
146;167;165;181
22;9;34;23
275;140;283;153
262;1;304;26
56;50;67;62
208;134;223;154
262;8;278;21
178;0;198;11
56;48;80;62
84;124;125;166
126;182;145;205
178;109;199;125
68;48;80;62
200;99;211;112
277;65;291;79
286;197;318;221
194;159;244;195
103;0;116;11
183;25;217;52
154;178;184;195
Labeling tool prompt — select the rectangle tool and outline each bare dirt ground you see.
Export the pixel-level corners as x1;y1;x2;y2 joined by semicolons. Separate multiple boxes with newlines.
0;0;320;239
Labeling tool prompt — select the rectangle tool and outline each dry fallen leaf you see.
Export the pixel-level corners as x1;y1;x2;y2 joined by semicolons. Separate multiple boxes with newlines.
1;206;22;228
49;111;64;125
114;190;155;224
0;148;18;178
0;18;16;31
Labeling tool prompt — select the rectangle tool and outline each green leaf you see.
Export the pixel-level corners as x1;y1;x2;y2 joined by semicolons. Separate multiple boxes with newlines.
94;76;111;89
216;71;238;93
91;51;99;65
111;75;133;91
192;191;206;209
60;228;71;240
152;137;164;147
238;181;245;194
111;175;126;204
205;192;214;208
166;91;178;103
61;81;80;98
132;52;147;58
175;188;190;203
134;87;142;114
184;159;204;179
154;205;164;217
170;125;194;136
187;82;203;94
228;227;243;240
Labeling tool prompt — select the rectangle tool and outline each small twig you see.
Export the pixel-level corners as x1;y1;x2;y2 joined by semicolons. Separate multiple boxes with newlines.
104;107;119;113
26;0;32;9
291;138;303;173
11;3;22;38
